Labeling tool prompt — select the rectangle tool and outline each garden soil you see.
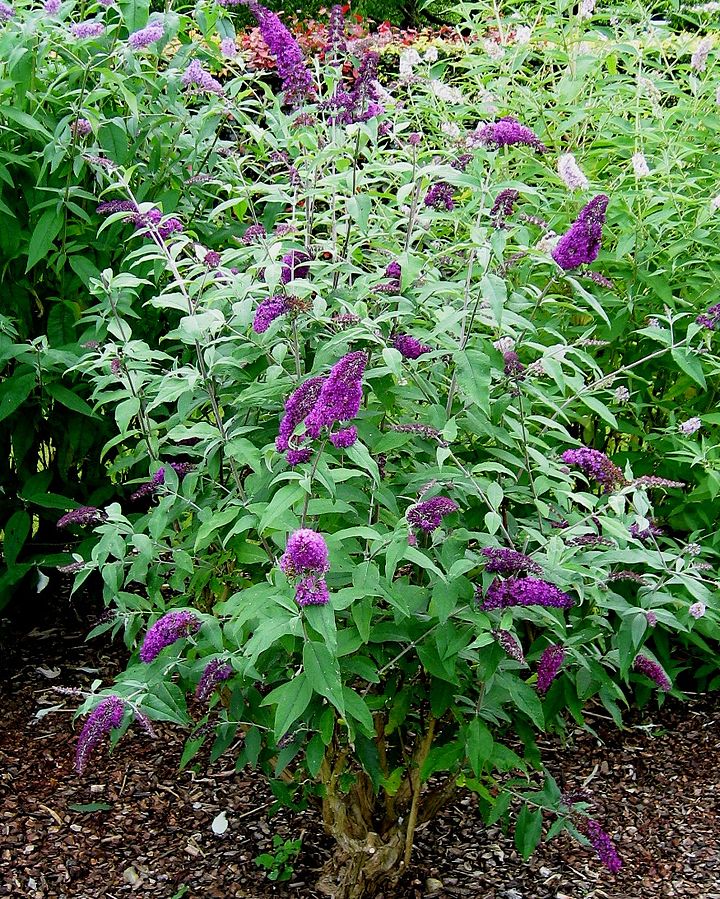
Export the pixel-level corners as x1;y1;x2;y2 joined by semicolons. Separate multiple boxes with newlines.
1;593;719;899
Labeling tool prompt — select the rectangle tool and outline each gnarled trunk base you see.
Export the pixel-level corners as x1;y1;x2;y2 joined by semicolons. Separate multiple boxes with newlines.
316;830;405;899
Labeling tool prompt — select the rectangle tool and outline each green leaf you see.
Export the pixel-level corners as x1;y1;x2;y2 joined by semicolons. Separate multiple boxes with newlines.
508;678;545;730
456;350;491;415
263;673;313;741
3;510;31;567
515;805;543;860
342;686;375;736
26;208;63;272
486;791;512;825
671;347;706;388
466;718;494;777
46;383;96;417
578;394;618;429
303;641;345;716
305;733;326;778
0;369;35;422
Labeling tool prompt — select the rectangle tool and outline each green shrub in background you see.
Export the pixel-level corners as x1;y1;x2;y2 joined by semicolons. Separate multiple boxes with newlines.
1;0;720;896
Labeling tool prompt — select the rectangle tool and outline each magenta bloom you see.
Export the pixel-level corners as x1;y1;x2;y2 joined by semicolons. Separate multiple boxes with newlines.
385;261;401;281
561;446;625;492
393;334;431;359
196;659;233;701
479;577;574;610
552;195;609;270
75;696;124;774
242;223;266;244
325;4;347;59
474;117;547;152
536;644;565;694
490;188;519;228
696;302;720;330
131;208;183;241
70;118;92;137
130;463;193;500
295;575;330;606
280;528;329;577
287;447;312;465
276;376;325;453
585;820;622;873
182;59;224;96
304;351;366;439
280;250;311;284
97;199;137;215
633;653;671;691
140;610;201;663
481;547;541;576
128;19;164;49
57;506;107;529
325;52;383;124
253;295;289;333
243;1;316;106
407;496;458;532
329;426;357;448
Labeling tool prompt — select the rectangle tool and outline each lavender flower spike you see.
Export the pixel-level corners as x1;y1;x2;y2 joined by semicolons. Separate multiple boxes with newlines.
474;117;547;152
329;426;358;448
493;629;525;663
295;575;330;606
479;577;574;610
586;820;622;873
75;696;124;774
71;19;105;38
536;644;565;694
561;445;625;492
140;610;201;663
481;547;542;575
407;496;458;533
253;295;289;333
57;506;108;529
128;19;164;50
551;194;609;271
182;59;224;96
243;1;316;106
196;659;233;701
276;376;325;453
633;653;671;691
393;333;431;359
303;351;367;439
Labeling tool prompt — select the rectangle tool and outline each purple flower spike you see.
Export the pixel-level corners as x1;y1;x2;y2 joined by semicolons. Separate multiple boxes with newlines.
128;19;164;49
97;199;137;215
325;4;347;60
329;426;358;448
324;51;383;124
253;295;289;333
493;629;525;663
479;577;574;610
287;448;313;465
303;351;366;439
57;506;108;529
295;575;330;606
536;644;565;694
551;195;609;271
242;223;266;244
490;188;519;228
474;117;547;152
425;182;455;210
276;376;325;453
182;59;224;96
140;610;201;663
280;250;311;284
75;696;125;774
243;1;316;106
196;659;233;701
71;19;105;38
696;302;720;330
561;446;625;492
481;547;542;576
280;528;329;577
0;0;14;16
385;261;402;280
393;334;431;360
586;820;622;873
407;496;458;533
633;653;671;691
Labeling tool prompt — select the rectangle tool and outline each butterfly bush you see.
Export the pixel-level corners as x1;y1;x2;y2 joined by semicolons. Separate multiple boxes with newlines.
7;0;712;893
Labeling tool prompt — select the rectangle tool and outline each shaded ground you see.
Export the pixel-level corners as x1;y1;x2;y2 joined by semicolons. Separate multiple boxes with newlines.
1;603;719;899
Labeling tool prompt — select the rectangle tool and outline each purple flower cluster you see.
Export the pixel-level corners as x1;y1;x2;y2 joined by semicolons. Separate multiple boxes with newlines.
481;547;542;575
132;208;183;241
407;496;458;533
287;448;313;465
304;351;367;439
75;696;124;774
451;153;473;172
242;223;267;244
632;475;685;489
564;534;613;547
324;4;346;61
0;1;14;18
503;351;525;379
182;60;224;96
633;653;671;691
220;37;237;58
490;188;519;228
329;426;357;448
140;610;201;663
377;260;401;293
244;1;316;107
204;250;221;269
57;506;107;529
425;182;455;211
474;117;547;152
391;423;447;444
276;376;325;453
43;0;60;14
196;659;233;701
253;295;289;333
281;249;311;284
696;302;720;330
71;19;105;39
97;200;137;216
325;52;383;124
70;118;92;137
280;529;330;606
130;463;193;500
128;19;164;49
393;333;431;359
479;577;574;610
561;446;625;492
493;628;525;663
585;820;622;873
536;644;565;694
629;520;663;541
552;195;609;270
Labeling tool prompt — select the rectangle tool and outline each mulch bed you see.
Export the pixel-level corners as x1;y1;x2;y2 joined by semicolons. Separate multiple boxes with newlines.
2;601;719;899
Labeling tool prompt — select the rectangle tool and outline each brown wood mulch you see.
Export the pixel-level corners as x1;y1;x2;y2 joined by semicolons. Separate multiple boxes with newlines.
1;612;719;899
